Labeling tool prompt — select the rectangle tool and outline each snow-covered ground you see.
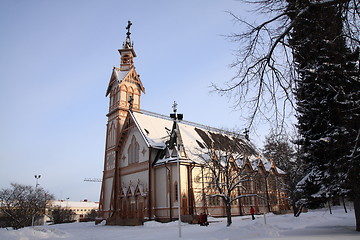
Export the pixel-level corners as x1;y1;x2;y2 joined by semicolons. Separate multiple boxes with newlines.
1;207;359;240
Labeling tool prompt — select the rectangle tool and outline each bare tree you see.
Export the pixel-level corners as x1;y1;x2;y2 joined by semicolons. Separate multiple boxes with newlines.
214;0;360;231
213;0;359;130
196;144;257;227
0;183;54;229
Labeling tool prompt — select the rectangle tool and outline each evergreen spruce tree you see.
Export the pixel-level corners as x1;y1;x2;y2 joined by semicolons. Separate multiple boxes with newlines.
218;0;359;230
288;0;360;230
263;133;295;172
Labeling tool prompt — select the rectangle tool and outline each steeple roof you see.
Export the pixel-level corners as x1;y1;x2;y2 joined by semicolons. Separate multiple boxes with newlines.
105;67;145;96
105;21;144;96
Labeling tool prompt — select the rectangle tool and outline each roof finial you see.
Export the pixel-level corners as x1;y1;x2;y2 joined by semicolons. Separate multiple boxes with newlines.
124;20;133;48
170;101;183;121
126;21;132;36
243;128;249;140
172;101;178;113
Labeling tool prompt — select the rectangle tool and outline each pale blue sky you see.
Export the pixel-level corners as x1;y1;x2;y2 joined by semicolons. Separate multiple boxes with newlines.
0;0;272;201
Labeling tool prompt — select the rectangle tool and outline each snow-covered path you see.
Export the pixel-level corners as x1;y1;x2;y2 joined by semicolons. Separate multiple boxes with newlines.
1;207;359;240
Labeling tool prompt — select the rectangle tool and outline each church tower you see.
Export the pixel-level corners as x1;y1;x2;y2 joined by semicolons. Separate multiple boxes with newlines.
99;21;145;218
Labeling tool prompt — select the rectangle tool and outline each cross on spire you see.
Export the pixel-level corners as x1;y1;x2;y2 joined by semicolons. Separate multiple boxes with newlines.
124;20;133;48
172;101;178;113
126;20;132;36
170;101;183;121
243;128;249;140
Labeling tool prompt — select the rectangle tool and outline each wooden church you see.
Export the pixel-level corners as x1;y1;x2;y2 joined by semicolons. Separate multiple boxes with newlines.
98;22;289;225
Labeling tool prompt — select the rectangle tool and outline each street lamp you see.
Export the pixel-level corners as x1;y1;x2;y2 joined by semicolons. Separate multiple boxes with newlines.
34;175;41;188
170;101;183;238
32;174;41;227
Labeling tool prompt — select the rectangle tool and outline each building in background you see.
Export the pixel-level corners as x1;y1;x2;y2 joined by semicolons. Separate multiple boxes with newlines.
51;200;98;222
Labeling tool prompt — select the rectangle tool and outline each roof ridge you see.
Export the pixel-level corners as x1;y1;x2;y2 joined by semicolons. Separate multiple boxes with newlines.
137;109;246;139
129;111;151;148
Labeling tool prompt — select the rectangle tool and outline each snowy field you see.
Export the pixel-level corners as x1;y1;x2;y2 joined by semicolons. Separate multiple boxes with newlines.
1;207;359;240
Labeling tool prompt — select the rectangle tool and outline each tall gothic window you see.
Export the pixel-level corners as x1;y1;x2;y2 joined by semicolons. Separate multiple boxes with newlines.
128;136;139;164
115;88;120;105
107;123;116;148
127;88;134;109
110;92;114;107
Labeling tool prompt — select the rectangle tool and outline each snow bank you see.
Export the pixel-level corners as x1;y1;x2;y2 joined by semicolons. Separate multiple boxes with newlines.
0;226;68;240
0;207;359;240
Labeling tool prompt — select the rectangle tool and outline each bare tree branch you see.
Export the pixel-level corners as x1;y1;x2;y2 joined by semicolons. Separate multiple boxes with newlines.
213;0;359;131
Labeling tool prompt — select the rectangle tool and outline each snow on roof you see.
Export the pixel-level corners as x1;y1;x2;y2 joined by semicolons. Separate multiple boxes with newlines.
132;110;280;173
106;68;131;96
114;68;130;83
106;67;146;97
131;111;171;149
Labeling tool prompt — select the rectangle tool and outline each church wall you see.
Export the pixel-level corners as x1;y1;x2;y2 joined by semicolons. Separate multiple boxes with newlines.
119;128;149;168
191;166;206;214
154;166;168;218
120;171;148;191
120;128;149;178
146;159;290;221
190;166;226;217
179;164;188;198
179;164;190;216
102;177;113;218
133;89;140;110
186;165;290;218
118;78;141;110
152;163;189;220
151;163;214;219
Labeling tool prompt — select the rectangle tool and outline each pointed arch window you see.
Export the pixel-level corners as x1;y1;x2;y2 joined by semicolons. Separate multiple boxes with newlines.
127;87;134;109
115;87;120;105
110;91;114;107
128;136;139;164
107;122;116;148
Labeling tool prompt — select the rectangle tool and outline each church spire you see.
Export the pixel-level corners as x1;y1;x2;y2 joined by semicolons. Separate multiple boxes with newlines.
119;20;136;71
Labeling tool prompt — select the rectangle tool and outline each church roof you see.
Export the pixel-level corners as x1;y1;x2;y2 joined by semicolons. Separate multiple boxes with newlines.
106;67;145;96
130;110;284;174
114;68;131;82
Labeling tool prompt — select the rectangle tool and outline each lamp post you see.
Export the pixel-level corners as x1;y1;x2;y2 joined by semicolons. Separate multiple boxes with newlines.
170;101;183;238
35;175;41;188
32;174;41;227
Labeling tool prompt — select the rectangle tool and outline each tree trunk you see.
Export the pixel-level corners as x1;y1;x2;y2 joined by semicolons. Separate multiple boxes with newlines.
225;202;232;227
328;199;332;215
342;197;348;213
292;202;298;217
354;197;360;231
295;204;303;217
